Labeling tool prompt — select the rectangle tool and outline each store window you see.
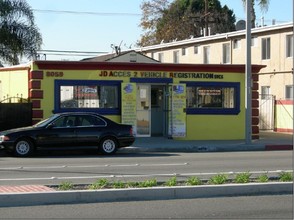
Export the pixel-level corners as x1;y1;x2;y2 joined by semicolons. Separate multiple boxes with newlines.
55;80;121;114
184;82;240;115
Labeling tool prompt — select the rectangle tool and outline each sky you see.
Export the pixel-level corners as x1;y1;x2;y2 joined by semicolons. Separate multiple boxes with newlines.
22;0;293;62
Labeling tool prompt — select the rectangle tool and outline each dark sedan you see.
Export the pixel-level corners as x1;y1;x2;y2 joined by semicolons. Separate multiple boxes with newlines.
0;112;135;157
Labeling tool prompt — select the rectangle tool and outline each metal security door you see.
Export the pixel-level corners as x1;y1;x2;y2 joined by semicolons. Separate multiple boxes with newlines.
259;94;275;130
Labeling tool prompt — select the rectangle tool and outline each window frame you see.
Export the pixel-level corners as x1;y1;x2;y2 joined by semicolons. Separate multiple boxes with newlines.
285;85;293;100
182;81;240;115
261;37;271;60
286;34;293;58
173;50;179;63
222;43;231;64
54;80;122;115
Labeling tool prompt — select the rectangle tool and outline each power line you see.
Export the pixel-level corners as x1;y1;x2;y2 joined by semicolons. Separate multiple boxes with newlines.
33;9;141;17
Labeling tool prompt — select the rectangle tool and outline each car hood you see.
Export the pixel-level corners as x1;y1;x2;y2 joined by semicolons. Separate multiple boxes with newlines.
0;126;36;135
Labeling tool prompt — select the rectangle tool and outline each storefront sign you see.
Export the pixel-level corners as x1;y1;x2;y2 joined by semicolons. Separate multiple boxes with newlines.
98;70;224;80
169;84;186;137
121;83;137;135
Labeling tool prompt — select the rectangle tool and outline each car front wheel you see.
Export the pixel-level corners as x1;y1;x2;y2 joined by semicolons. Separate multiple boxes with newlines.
99;137;118;155
14;138;34;157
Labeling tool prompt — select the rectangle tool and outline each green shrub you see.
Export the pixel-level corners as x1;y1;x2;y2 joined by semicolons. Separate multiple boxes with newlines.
209;174;228;185
279;172;293;182
165;176;177;187
112;181;126;188
58;181;74;190
186;176;202;185
88;178;109;189
235;172;252;183
138;179;157;188
257;173;269;182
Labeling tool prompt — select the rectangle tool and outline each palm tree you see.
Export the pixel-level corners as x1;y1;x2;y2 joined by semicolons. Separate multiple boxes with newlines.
242;0;270;28
0;0;42;65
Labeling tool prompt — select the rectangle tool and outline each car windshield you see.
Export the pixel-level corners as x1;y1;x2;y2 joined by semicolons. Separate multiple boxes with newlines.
33;114;60;127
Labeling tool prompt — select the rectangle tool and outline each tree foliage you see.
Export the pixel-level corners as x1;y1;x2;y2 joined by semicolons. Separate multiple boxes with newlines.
138;0;236;47
0;0;42;65
242;0;270;28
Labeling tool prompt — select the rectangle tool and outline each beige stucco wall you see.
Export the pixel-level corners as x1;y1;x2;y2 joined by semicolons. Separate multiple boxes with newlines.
142;24;293;100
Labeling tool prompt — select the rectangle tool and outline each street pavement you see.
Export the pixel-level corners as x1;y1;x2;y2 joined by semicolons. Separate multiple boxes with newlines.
0;130;292;207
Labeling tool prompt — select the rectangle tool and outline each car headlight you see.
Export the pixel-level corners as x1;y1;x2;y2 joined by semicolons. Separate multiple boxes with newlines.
0;135;9;142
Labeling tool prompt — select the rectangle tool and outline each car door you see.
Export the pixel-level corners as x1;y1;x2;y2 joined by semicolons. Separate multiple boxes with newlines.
74;115;107;147
36;115;78;148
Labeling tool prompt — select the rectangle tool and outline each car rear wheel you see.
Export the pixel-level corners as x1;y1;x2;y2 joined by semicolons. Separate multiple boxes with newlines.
14;138;34;157
99;137;118;155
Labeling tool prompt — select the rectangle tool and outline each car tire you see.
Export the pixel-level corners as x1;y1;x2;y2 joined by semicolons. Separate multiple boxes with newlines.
14;138;34;157
99;137;118;155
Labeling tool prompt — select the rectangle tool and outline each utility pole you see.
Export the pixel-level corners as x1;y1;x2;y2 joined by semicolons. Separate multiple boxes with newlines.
245;0;252;144
205;0;208;36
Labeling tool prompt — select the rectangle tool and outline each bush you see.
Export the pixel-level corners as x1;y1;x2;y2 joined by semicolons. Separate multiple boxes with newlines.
138;179;157;187
165;176;177;186
186;176;202;185
279;172;293;182
234;172;252;183
58;181;74;190
257;173;269;182
209;174;228;185
88;178;109;189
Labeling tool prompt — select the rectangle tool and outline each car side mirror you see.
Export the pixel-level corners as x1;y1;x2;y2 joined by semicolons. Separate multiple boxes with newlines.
47;123;55;129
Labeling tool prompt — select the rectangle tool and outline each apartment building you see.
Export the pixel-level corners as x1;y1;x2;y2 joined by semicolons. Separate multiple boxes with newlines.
138;22;293;132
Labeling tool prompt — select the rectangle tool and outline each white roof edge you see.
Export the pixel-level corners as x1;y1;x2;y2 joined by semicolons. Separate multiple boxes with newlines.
136;22;293;52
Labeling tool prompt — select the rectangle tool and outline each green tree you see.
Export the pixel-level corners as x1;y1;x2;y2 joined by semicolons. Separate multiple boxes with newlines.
242;0;270;28
138;0;236;47
0;0;42;65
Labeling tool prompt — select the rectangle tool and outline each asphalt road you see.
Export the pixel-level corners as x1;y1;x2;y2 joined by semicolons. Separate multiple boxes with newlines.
0;194;292;219
0;150;292;186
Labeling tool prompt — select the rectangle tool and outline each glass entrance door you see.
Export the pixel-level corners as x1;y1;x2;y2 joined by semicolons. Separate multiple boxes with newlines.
136;84;151;137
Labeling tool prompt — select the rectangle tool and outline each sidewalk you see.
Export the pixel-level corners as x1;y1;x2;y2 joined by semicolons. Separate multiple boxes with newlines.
121;130;293;153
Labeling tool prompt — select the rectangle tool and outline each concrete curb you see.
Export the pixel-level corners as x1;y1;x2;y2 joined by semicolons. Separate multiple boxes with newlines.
0;182;292;207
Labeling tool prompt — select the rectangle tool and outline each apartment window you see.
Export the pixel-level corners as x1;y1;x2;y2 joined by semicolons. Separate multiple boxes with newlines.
151;52;155;59
158;53;164;62
203;46;210;64
261;86;271;99
173;50;179;63
185;82;240;115
251;37;257;47
194;45;199;54
286;35;293;58
285;85;293;100
182;47;187;56
262;37;271;60
233;39;241;49
222;43;231;64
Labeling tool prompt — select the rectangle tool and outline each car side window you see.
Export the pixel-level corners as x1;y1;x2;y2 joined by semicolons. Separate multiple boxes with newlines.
79;115;106;126
53;116;76;128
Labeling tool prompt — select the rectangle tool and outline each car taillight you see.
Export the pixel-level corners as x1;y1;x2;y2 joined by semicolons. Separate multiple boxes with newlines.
130;127;133;136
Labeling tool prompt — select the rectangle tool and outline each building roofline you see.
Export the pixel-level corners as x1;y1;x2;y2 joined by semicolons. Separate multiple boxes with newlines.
136;22;293;52
32;60;265;73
